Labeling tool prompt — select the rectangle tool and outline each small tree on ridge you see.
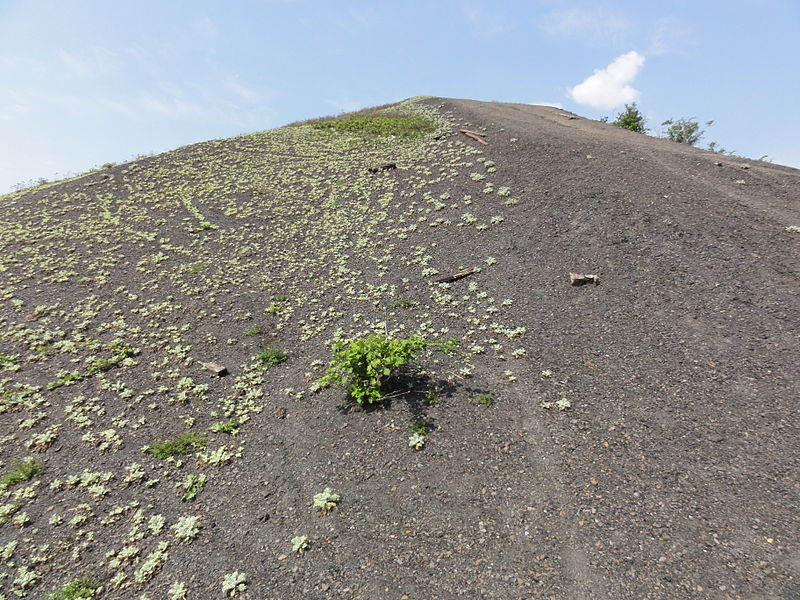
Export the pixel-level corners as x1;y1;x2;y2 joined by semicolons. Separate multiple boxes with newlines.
609;103;648;133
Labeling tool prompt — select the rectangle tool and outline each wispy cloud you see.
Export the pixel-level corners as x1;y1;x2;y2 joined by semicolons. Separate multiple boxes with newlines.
56;46;118;78
191;16;219;40
540;7;629;46
463;0;514;35
568;51;645;110
648;17;692;55
531;101;564;109
226;75;263;103
323;97;367;114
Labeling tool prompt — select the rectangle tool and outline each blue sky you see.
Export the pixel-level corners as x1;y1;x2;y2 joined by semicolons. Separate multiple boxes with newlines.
1;0;798;192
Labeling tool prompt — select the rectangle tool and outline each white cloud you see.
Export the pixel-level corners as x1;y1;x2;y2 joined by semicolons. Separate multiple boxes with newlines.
531;101;564;109
568;51;645;110
540;7;629;46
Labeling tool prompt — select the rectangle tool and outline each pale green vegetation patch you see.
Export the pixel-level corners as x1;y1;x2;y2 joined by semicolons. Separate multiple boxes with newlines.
313;114;436;138
0;96;533;597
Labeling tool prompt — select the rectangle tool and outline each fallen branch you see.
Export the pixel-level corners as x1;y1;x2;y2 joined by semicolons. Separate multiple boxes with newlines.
459;130;489;145
433;268;477;284
368;162;397;173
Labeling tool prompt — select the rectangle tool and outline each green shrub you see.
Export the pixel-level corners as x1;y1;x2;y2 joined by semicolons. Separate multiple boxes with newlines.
662;117;712;146
609;102;647;133
47;578;100;599
0;458;42;490
148;433;207;459
317;335;427;405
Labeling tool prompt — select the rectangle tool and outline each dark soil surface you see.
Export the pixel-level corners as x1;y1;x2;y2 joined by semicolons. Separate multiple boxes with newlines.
0;97;798;600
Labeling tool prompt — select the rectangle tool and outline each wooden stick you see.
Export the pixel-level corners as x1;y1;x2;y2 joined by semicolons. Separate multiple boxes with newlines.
433;267;477;284
459;129;487;137
459;130;489;145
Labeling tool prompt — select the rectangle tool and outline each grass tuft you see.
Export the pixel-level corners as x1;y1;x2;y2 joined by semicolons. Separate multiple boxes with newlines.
0;458;43;491
148;433;207;459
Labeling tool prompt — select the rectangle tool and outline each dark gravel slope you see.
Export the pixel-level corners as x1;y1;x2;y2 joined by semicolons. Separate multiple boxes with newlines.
421;98;800;599
0;97;797;600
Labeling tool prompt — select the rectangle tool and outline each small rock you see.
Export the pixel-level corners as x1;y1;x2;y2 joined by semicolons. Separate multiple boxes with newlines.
275;407;287;419
569;272;600;286
200;361;227;376
368;162;397;173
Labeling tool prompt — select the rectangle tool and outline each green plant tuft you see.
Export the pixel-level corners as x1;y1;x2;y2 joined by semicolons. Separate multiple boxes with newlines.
0;458;42;491
475;394;494;407
256;347;288;366
409;419;432;435
47;577;101;600
148;432;207;459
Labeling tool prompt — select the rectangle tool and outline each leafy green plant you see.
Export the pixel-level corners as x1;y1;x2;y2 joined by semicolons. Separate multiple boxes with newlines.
147;432;207;459
312;488;340;512
409;419;432;435
47;577;100;599
316;335;428;404
179;473;207;501
172;515;202;541
408;432;426;450
211;419;240;435
256;347;288;366
608;103;647;133
424;388;442;405
475;394;494;407
222;571;247;597
0;458;43;490
244;326;262;336
291;536;309;554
